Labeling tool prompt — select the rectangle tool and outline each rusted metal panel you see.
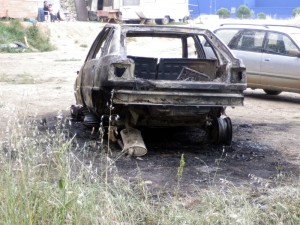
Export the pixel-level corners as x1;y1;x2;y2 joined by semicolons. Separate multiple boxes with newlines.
73;24;246;144
113;90;244;106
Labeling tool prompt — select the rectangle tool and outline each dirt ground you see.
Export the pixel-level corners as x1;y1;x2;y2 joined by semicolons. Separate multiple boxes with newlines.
0;21;300;193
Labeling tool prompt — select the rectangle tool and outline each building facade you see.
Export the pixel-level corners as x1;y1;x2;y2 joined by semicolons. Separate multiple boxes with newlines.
0;0;71;20
189;0;300;19
1;0;299;20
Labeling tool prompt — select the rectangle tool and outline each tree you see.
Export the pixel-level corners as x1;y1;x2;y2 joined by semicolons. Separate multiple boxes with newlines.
257;12;266;19
237;5;251;19
292;7;300;17
216;8;230;19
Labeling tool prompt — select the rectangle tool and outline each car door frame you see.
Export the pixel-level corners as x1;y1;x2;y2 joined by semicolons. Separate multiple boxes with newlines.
76;26;114;107
225;28;266;88
260;30;300;93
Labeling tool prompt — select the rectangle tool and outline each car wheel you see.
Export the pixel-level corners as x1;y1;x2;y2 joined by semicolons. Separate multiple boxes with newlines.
263;90;282;95
161;16;170;25
83;112;100;128
182;16;189;23
156;17;170;25
70;105;86;122
208;117;232;146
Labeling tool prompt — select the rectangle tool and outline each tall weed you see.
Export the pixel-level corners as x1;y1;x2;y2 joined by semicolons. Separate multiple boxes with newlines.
0;112;300;224
0;20;54;52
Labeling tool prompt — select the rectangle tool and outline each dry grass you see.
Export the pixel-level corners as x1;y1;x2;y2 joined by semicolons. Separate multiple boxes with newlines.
0;109;300;225
0;73;37;84
1;18;300;224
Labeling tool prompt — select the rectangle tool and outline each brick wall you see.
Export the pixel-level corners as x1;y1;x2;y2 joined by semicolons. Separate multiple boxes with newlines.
0;0;77;20
0;0;45;19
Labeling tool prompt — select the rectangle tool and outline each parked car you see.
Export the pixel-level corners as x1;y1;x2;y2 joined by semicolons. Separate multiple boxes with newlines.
213;24;300;95
72;24;246;146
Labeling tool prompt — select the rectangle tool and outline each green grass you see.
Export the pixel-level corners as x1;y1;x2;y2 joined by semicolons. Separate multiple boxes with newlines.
0;73;37;84
0;115;300;224
0;74;68;84
0;20;55;52
80;44;88;48
54;58;81;62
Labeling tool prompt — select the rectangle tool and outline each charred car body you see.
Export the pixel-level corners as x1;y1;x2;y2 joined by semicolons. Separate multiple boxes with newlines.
73;24;246;147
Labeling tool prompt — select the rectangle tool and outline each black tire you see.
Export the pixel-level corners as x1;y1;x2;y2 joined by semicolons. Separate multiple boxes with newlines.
263;89;282;95
83;113;100;128
208;117;232;146
224;117;232;146
70;105;86;121
208;117;220;144
161;16;170;25
155;16;170;25
182;16;189;23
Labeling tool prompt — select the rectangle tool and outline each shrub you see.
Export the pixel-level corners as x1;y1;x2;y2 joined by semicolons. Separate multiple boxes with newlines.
0;20;54;52
293;7;300;17
237;5;251;19
216;8;230;19
26;25;54;52
0;20;24;45
257;12;266;19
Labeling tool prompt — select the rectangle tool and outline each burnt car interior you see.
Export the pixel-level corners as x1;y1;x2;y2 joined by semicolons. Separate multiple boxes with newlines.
125;32;219;82
128;56;217;81
72;25;246;155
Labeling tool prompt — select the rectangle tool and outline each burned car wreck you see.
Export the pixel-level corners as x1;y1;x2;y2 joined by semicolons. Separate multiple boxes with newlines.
72;24;246;153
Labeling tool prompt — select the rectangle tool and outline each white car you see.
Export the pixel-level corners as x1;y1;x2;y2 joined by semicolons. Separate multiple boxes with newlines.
214;24;300;95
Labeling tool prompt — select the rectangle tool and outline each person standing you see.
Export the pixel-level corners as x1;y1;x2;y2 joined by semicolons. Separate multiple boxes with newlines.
43;1;50;22
48;4;58;22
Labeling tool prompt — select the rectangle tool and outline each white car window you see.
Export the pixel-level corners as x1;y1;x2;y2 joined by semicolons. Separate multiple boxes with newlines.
282;35;298;52
265;33;283;53
198;36;217;59
233;30;265;52
265;32;298;55
215;29;239;45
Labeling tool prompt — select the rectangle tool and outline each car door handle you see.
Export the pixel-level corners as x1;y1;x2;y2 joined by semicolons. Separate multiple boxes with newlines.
264;58;270;61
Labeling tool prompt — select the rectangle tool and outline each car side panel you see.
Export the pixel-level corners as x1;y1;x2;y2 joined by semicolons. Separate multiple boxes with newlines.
260;53;300;93
80;59;98;108
214;28;265;89
232;50;262;87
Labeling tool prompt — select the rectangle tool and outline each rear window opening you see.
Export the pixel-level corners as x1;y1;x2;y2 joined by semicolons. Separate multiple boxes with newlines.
125;35;219;81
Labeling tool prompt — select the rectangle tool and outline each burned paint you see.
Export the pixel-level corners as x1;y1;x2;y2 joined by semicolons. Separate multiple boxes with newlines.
73;24;246;145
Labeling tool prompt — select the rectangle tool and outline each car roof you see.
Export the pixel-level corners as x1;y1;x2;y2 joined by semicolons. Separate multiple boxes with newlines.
104;23;211;35
217;23;300;34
